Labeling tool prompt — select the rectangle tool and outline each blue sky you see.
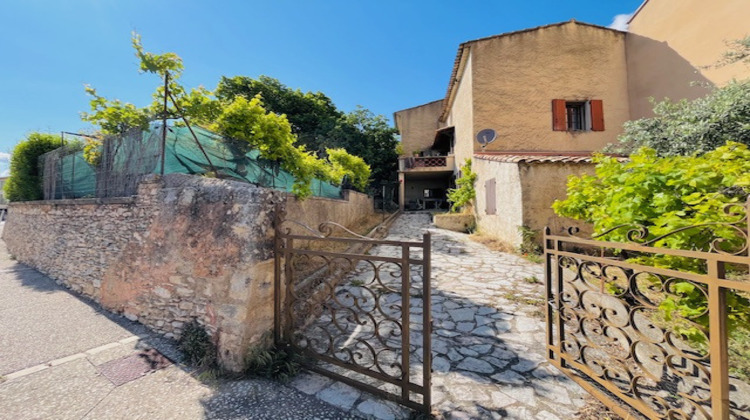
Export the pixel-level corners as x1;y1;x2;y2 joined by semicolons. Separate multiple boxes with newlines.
0;0;643;172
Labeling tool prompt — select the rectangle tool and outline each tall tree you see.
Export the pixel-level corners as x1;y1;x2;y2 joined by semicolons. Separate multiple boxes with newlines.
328;107;398;187
216;76;341;153
216;76;398;187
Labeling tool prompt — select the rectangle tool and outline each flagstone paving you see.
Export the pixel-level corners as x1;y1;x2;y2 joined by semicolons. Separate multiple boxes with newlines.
289;213;589;419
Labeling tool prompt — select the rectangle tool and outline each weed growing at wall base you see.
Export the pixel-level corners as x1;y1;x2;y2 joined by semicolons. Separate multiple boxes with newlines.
178;321;218;369
245;343;302;383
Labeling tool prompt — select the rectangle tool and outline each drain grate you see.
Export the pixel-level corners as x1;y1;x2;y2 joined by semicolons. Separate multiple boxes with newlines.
97;348;172;386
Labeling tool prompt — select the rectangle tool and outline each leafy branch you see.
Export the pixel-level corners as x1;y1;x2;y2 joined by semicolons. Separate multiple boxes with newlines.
80;33;370;198
554;142;750;341
446;158;477;213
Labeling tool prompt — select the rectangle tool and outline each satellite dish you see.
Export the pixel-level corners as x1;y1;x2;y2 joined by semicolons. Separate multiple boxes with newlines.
476;129;497;147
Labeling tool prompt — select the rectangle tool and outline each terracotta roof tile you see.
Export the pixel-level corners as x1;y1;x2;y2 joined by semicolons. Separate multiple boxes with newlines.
474;153;627;164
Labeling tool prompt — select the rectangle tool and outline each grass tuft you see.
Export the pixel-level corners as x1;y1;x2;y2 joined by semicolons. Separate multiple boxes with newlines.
523;276;541;284
178;321;218;369
245;343;302;383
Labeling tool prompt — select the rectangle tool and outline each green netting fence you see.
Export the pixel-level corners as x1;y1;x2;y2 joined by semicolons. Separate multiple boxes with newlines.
40;125;343;200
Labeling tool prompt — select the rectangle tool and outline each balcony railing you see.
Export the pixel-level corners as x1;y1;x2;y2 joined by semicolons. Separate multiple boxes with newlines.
399;155;455;172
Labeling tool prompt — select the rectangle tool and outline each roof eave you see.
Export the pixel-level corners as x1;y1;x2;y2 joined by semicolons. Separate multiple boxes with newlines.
439;44;470;123
437;20;626;123
628;0;650;24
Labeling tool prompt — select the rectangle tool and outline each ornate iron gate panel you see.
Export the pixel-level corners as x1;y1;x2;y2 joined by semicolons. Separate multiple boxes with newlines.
544;203;750;420
274;213;432;414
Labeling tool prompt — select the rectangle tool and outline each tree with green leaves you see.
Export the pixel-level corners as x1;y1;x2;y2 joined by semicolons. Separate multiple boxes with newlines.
330;107;399;189
4;133;63;201
216;76;341;153
553;142;750;346
608;80;750;156
81;33;370;198
216;76;398;187
326;148;371;191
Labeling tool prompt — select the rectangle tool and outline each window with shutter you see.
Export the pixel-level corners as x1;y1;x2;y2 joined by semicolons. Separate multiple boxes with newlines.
551;99;604;132
485;178;496;215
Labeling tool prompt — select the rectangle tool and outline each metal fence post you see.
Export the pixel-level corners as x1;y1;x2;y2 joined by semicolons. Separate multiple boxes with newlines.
422;231;432;413
708;260;729;420
160;72;169;177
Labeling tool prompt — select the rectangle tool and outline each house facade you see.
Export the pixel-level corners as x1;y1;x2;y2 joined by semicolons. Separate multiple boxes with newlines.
394;0;750;245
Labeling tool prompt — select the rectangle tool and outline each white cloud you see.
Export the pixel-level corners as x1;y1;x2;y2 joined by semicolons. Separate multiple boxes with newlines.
608;13;633;31
0;153;9;177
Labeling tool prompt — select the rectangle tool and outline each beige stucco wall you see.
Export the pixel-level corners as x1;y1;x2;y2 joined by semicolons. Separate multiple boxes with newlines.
393;100;444;156
627;0;750;119
445;49;475;169
472;159;594;246
519;162;594;240
469;22;630;153
284;190;375;234
473;158;524;246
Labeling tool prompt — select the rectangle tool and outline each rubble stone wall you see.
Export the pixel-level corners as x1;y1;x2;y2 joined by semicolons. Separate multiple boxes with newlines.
3;174;374;371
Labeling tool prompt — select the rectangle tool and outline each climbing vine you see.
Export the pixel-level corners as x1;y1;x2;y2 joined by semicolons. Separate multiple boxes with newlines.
446;159;477;212
553;143;750;343
80;32;370;198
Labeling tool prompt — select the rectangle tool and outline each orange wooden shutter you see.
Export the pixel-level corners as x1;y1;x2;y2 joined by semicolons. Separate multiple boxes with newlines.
590;100;605;131
552;99;567;131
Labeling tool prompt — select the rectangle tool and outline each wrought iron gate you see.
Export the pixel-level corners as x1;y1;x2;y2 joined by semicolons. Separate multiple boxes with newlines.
544;202;750;420
274;212;432;414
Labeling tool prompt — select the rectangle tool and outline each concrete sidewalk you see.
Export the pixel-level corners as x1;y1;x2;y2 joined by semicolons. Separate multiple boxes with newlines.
0;224;354;420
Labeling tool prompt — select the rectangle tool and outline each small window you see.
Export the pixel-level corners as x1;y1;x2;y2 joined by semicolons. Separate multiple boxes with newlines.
566;102;587;131
552;99;604;132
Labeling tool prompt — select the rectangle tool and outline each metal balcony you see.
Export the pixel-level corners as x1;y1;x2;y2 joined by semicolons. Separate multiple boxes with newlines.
398;155;455;172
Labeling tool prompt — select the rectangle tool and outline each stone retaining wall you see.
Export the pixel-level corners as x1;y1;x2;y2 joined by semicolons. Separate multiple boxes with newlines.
3;174;375;371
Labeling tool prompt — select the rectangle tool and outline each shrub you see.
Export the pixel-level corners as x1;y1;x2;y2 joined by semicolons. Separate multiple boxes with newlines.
326;147;371;191
446;159;477;212
609;80;750;156
517;225;542;256
83;137;102;166
4;133;62;201
554;142;750;343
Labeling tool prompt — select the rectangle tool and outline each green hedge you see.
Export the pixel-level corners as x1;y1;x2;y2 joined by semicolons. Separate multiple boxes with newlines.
4;133;62;202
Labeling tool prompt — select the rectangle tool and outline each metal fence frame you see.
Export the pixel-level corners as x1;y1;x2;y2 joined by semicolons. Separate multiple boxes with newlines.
544;201;750;420
273;211;432;414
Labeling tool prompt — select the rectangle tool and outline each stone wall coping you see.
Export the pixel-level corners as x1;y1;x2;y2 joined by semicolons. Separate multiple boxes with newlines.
292;194;346;204
9;197;136;207
10;192;368;207
8;192;367;207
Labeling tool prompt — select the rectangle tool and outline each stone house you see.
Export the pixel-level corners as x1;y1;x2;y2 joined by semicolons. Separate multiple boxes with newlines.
394;0;750;245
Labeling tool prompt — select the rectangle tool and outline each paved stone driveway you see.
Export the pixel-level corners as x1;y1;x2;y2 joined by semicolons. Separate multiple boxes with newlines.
289;213;589;419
